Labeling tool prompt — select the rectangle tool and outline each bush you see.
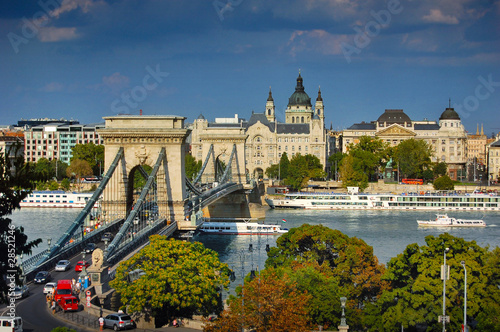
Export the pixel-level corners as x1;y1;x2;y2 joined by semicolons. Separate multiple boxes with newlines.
433;175;454;190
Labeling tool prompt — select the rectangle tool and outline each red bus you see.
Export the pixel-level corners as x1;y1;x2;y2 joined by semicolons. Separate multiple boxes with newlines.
402;178;423;185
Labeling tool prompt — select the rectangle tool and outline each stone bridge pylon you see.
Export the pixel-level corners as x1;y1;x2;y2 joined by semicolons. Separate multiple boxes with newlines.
98;115;190;224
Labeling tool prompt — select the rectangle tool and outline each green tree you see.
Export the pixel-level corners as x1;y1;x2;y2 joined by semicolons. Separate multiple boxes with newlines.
328;152;345;180
284;154;325;191
433;175;454;190
34;158;52;181
0;145;42;304
433;161;448;178
51;159;68;181
66;159;93;191
71;143;104;176
339;154;368;190
366;233;500;331
348;136;390;181
205;269;311;332
48;180;59;190
394;139;432;179
279;153;290;180
60;178;71;191
265;224;387;329
265;163;280;179
185;154;202;181
132;165;152;191
110;235;230;326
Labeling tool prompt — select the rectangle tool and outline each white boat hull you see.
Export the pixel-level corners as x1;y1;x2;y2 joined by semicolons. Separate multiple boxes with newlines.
20;191;98;208
199;221;288;235
417;214;486;227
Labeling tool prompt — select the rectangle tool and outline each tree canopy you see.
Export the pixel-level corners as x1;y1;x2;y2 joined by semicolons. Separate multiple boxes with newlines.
185;154;202;181
265;224;387;329
366;233;500;331
71;143;104;176
205;269;311;332
433;175;454;190
0;145;42;304
284;154;325;190
66;159;93;186
110;235;230;326
393;138;432;179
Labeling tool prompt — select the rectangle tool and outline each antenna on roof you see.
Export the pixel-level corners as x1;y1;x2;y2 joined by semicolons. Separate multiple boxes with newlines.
449;98;451;108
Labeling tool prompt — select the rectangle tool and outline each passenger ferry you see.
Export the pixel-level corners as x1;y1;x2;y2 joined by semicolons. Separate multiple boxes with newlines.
199;219;288;235
265;190;500;211
417;214;486;227
20;191;98;208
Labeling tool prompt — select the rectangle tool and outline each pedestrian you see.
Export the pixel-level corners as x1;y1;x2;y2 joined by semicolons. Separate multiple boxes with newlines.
51;300;56;314
75;281;81;295
99;316;104;331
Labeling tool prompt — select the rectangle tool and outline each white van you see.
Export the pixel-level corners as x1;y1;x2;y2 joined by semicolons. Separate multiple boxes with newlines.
0;317;23;332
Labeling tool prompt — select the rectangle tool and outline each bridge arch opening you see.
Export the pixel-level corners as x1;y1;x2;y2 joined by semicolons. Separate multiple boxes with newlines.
253;168;264;179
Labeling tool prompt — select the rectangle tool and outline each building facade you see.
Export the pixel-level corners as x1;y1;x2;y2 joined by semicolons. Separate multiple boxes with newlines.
342;107;468;180
487;139;500;184
190;73;327;179
23;122;104;164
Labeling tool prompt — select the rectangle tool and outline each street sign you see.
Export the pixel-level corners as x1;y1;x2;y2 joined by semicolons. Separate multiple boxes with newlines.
86;290;91;296
438;315;450;323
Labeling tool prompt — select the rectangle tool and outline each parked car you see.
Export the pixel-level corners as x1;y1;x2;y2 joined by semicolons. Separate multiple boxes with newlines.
84;243;96;254
55;260;71;271
75;261;90;272
10;285;29;299
43;282;57;294
101;232;113;242
34;271;51;284
103;313;135;331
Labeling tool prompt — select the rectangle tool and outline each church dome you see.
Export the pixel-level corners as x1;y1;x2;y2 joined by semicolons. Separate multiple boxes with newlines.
439;107;460;120
377;109;411;125
197;113;205;120
288;73;312;107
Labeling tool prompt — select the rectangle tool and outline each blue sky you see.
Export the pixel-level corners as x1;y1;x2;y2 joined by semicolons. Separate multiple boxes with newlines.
1;0;499;135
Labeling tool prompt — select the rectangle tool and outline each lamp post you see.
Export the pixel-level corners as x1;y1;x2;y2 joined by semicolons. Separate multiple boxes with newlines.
461;260;467;332
47;238;52;251
79;251;88;280
339;296;349;331
442;247;450;332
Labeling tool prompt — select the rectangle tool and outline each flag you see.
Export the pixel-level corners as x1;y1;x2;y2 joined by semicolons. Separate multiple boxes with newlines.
282;219;287;223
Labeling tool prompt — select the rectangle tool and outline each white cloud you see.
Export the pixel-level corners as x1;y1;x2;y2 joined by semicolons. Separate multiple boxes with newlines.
39;82;64;92
287;30;350;57
38;27;79;42
423;9;459;24
102;73;130;94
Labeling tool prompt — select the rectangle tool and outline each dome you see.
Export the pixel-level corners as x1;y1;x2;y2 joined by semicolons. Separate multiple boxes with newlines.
197;114;205;120
439;107;460;120
287;73;312;107
377;109;411;125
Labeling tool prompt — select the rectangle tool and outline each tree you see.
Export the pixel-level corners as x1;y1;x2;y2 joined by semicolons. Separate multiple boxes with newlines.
204;269;311;332
284;154;325;191
185;154;202;181
132;165;152;191
0;145;42;304
328;152;345;180
279;153;290;180
71;143;104;176
265;163;280;179
34;158;52;181
265;224;387;329
433;161;448;178
66;159;93;192
366;233;500;331
433;175;454;190
60;178;71;191
394;139;432;179
48;180;59;190
348;136;390;181
339;154;368;190
110;235;230;327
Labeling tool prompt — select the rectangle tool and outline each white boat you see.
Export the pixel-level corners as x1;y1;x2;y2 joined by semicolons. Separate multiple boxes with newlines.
20;191;98;208
265;190;500;211
199;219;288;235
417;214;486;227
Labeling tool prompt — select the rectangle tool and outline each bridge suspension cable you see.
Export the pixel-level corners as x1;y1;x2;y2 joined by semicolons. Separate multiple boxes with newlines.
192;144;214;185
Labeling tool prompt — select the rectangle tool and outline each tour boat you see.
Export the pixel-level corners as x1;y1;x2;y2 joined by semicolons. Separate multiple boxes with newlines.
20;191;98;208
265;191;500;211
199;219;288;235
417;214;486;227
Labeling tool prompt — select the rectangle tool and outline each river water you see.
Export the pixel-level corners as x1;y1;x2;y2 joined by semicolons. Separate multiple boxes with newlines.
11;208;500;292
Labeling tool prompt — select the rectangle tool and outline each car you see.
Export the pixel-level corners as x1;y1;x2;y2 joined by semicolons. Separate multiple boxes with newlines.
55;260;71;271
43;282;57;294
10;285;29;299
75;260;90;272
84;242;96;254
34;271;51;284
101;232;114;242
103;313;135;331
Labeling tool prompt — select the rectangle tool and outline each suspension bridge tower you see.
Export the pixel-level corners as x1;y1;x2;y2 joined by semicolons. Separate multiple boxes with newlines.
98;115;190;224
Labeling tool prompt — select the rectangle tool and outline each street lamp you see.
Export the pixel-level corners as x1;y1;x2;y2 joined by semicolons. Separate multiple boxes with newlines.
47;238;52;251
79;250;88;279
340;296;347;326
441;247;450;332
461;260;467;332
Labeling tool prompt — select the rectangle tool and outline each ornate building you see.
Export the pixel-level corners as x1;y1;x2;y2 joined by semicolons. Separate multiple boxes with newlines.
190;73;327;179
487;139;500;184
342;107;468;180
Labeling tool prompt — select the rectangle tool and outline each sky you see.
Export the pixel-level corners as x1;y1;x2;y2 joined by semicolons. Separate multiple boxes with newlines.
1;0;499;135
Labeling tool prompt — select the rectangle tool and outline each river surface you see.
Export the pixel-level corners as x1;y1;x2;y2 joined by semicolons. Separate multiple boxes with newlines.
11;208;500;292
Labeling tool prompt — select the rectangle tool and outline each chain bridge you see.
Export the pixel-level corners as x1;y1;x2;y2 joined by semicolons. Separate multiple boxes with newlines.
25;115;261;275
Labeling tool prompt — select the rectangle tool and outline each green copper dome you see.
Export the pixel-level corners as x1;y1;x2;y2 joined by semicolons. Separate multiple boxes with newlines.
288;73;312;107
439;107;460;120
